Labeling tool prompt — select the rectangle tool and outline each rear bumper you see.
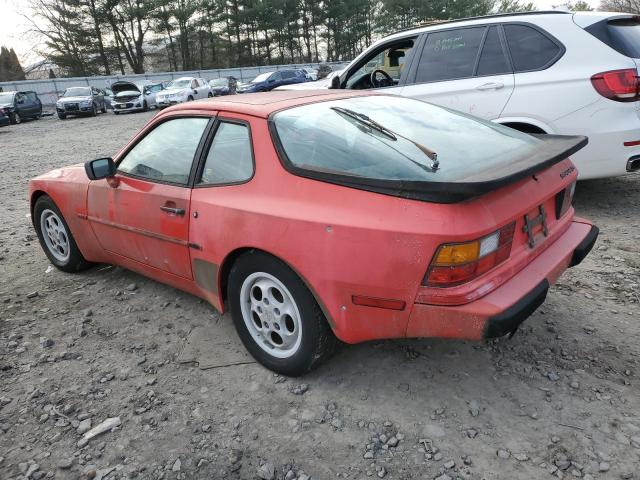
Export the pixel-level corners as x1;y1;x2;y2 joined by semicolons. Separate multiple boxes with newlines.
405;222;598;340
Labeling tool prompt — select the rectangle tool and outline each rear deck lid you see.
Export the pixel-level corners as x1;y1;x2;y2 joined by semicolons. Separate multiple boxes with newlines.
270;95;587;203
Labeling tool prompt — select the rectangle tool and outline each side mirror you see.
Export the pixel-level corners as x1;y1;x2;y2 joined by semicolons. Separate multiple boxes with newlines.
330;75;341;89
85;157;116;180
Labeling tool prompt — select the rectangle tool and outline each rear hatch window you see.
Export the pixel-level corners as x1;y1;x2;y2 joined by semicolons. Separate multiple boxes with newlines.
270;95;586;203
585;16;640;58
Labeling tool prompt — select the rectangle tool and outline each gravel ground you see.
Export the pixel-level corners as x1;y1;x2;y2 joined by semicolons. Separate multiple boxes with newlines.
1;111;639;480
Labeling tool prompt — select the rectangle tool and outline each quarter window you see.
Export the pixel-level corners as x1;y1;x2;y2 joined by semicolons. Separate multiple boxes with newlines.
503;24;561;72
415;27;485;83
477;26;511;76
199;122;253;185
118;118;209;185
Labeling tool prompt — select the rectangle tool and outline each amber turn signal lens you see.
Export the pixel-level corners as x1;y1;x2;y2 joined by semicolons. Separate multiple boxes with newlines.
434;241;480;265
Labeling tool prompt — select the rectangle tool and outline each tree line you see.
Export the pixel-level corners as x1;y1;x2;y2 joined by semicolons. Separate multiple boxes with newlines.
25;0;605;78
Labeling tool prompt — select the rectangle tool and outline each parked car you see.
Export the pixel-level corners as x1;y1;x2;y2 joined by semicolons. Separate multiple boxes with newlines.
208;76;238;96
316;63;333;79
236;70;306;93
321;11;640;179
111;81;163;114
0;90;43;124
29;91;598;375
298;68;318;81
0;107;10;127
103;88;114;110
277;69;344;90
56;87;107;119
155;77;212;107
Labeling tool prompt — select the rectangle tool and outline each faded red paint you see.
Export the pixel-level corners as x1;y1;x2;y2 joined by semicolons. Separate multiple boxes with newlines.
29;91;594;345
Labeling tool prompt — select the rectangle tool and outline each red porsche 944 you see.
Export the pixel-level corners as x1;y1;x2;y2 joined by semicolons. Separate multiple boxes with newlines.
29;91;598;375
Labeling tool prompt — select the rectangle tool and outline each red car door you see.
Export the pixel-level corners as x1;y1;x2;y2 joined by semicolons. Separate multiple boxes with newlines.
87;116;211;279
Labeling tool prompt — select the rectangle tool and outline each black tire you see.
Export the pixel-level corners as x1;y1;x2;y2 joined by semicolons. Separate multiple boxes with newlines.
10;112;20;124
114;111;120;115
57;113;66;120
90;104;97;117
228;250;337;376
33;195;92;273
187;96;194;101
207;92;213;98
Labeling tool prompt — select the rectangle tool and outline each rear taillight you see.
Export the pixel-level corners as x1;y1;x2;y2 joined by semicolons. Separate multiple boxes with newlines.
423;222;515;288
555;181;576;219
591;69;640;102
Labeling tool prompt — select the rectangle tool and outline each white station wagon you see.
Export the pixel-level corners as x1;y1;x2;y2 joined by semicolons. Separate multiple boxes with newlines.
317;11;640;179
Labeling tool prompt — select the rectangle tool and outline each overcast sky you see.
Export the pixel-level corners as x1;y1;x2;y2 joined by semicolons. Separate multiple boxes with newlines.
0;0;602;68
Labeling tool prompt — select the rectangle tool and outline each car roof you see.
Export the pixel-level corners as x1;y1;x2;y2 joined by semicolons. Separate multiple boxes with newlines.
162;90;379;118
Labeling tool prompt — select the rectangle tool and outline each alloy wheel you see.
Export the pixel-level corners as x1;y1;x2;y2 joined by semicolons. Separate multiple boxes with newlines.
239;272;302;358
40;209;70;262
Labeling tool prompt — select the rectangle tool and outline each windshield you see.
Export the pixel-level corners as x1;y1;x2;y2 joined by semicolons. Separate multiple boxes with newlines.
168;79;191;89
272;96;543;183
252;72;272;83
63;87;91;97
210;78;227;86
0;92;14;103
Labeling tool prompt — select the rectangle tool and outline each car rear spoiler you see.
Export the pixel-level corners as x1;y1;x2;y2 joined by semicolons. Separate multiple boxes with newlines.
277;133;588;204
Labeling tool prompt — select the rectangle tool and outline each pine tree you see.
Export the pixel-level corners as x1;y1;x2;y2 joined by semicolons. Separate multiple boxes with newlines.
0;46;26;81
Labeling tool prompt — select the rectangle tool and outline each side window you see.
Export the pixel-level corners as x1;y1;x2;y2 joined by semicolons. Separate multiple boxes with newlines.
271;72;282;81
415;27;486;83
26;92;38;102
346;38;415;87
476;26;511;76
199;122;253;185
118;118;209;185
503;24;561;72
191;80;198;89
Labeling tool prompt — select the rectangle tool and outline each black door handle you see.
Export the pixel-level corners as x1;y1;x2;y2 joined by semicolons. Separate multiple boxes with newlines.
160;205;185;215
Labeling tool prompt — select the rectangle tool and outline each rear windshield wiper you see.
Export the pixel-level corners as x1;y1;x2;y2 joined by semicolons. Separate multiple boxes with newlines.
330;106;439;171
331;106;398;141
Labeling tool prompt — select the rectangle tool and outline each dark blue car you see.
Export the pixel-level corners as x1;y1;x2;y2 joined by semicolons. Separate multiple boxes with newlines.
0;107;10;127
237;70;306;93
0;90;43;124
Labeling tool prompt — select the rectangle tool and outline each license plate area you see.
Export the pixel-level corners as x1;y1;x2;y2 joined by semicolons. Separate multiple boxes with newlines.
523;205;549;248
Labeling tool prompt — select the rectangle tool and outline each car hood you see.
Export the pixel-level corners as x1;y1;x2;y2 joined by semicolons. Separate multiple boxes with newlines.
0;102;11;108
159;88;187;95
238;82;263;90
111;81;142;95
58;96;92;103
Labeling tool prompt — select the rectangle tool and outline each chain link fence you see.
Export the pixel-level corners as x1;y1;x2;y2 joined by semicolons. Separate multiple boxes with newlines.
0;61;351;106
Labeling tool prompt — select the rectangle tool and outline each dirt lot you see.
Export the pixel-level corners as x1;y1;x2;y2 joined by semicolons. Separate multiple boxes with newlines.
0;111;639;480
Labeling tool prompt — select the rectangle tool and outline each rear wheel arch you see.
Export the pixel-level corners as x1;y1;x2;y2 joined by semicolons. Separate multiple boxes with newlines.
217;247;336;330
